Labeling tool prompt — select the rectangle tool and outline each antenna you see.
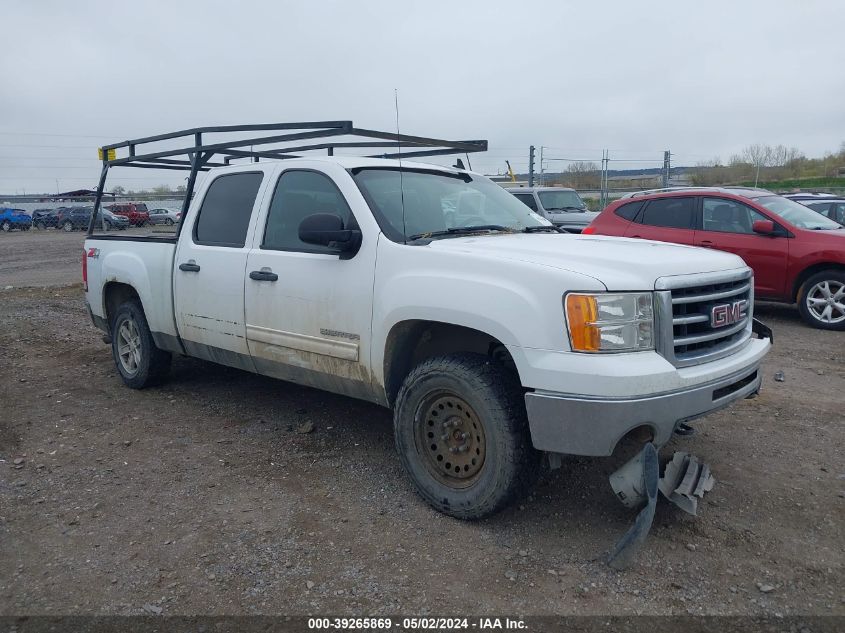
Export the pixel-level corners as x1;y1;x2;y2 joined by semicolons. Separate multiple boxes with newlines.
395;89;407;242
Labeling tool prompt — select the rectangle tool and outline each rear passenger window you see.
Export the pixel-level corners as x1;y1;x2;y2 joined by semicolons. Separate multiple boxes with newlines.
639;198;695;229
193;172;263;247
615;201;642;221
262;170;355;253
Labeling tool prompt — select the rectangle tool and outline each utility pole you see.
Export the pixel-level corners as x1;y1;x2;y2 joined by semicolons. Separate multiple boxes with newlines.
600;149;608;208
528;145;535;187
662;150;671;188
539;146;544;187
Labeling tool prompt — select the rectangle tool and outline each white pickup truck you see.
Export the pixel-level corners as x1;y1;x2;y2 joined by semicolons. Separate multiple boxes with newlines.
84;156;771;519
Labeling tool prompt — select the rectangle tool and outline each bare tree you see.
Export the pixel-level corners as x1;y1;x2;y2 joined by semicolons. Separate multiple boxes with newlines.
564;161;600;189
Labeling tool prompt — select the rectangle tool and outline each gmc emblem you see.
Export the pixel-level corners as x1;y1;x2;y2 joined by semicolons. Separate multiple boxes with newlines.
711;300;747;328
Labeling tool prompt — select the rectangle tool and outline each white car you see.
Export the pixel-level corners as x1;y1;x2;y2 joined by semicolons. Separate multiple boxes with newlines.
148;208;179;225
83;157;771;520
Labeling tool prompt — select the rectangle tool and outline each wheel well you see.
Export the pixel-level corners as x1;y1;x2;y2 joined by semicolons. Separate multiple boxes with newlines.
383;320;518;407
792;263;845;302
103;282;141;330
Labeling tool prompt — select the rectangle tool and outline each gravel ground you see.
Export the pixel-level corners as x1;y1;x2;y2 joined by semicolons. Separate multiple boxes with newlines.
0;231;843;616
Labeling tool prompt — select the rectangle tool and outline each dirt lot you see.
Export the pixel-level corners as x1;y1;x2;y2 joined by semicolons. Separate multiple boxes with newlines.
1;230;843;617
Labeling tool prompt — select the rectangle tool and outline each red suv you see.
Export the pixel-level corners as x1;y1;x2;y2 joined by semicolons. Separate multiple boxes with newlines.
106;202;150;226
585;187;845;330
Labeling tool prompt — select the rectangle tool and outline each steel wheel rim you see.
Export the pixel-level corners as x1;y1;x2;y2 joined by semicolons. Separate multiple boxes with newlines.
414;391;486;489
2;222;9;231
806;280;845;324
116;318;142;375
63;222;72;231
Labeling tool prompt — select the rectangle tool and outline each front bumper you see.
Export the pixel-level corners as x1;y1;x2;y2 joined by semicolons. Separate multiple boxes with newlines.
524;337;768;457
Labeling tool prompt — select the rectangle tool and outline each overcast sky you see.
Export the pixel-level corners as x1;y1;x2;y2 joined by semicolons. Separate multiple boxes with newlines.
2;0;844;194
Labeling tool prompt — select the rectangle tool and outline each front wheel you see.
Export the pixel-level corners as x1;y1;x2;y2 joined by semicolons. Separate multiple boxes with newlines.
62;221;74;232
1;221;10;232
798;270;845;330
110;300;172;388
165;218;174;226
393;353;538;520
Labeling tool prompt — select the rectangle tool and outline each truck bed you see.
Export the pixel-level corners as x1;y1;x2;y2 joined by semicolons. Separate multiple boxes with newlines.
84;235;180;349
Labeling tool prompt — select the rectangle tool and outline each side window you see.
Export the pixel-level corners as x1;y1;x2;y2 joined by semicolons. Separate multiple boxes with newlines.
639;197;695;229
513;194;538;212
615;201;642;221
193;172;263;247
806;202;833;218
262;170;355;253
831;202;845;224
701;198;767;234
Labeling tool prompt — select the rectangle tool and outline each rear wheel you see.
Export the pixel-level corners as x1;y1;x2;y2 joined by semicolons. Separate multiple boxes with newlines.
165;218;174;226
62;220;74;232
798;270;845;330
393;353;538;520
110;300;171;388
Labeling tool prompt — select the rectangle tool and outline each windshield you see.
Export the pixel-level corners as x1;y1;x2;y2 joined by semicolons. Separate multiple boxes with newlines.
538;190;586;211
753;195;842;230
352;168;549;241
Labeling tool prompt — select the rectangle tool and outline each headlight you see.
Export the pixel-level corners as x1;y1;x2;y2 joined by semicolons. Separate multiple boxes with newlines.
564;292;654;352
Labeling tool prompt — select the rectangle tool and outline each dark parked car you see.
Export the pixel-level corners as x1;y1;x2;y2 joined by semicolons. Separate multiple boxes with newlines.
56;207;93;231
55;207;130;232
31;208;59;229
0;208;32;231
784;193;845;226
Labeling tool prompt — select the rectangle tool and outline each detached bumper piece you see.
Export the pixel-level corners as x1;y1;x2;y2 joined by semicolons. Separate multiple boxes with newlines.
657;451;715;516
607;445;716;569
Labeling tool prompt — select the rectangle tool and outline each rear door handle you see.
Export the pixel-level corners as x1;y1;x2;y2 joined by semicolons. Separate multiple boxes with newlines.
698;240;714;248
249;267;278;282
179;260;200;272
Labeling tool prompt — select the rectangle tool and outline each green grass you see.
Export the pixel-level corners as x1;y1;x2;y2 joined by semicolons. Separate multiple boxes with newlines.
737;176;845;191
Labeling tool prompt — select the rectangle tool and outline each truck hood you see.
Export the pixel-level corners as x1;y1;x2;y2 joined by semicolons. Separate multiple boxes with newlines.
545;210;600;226
427;233;747;291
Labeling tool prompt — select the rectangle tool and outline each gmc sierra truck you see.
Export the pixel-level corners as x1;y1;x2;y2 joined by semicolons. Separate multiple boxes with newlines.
84;150;771;520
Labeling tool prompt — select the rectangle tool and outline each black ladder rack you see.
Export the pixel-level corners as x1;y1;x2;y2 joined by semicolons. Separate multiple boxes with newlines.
87;120;488;235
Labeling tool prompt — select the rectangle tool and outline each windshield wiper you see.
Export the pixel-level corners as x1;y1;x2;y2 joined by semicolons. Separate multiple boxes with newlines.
545;206;587;212
407;225;515;241
522;225;564;233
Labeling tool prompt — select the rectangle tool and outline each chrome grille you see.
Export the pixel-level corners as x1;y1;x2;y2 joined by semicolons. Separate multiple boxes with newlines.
655;269;754;367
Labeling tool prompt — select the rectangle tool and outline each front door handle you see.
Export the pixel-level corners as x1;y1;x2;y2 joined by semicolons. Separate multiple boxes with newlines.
179;260;201;272
249;267;278;282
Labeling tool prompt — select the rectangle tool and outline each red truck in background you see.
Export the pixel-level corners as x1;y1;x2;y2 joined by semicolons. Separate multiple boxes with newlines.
106;202;151;226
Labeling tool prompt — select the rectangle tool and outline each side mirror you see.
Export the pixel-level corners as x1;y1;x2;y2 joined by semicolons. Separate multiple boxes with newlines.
752;219;775;235
298;213;361;252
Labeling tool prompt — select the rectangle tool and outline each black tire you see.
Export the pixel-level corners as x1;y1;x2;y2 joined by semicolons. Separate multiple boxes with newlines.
797;270;845;331
393;353;539;520
1;220;9;232
165;218;174;226
110;300;171;389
